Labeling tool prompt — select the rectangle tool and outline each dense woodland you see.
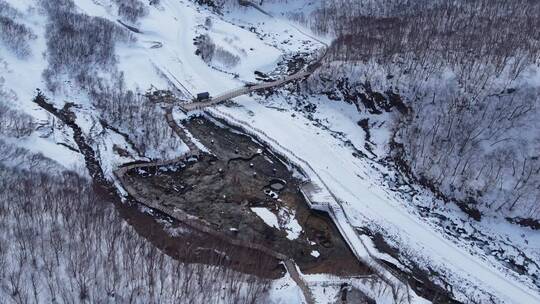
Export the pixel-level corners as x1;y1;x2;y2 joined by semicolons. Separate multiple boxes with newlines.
300;0;540;219
0;163;270;303
0;0;34;58
113;0;148;23
0;76;34;139
196;25;241;69
0;6;270;291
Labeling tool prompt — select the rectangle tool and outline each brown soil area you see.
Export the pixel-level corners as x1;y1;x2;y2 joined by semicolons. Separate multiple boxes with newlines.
114;201;284;279
122;115;369;277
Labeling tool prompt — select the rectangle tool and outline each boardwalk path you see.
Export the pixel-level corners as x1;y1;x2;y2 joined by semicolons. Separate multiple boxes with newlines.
284;259;316;304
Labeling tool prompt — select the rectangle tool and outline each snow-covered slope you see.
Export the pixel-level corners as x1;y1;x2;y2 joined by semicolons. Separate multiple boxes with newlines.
1;0;540;303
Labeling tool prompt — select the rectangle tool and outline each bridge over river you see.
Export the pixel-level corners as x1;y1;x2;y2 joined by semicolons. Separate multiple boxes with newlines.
179;69;313;112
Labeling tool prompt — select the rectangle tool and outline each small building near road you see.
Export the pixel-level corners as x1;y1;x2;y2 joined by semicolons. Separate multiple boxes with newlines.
196;92;210;101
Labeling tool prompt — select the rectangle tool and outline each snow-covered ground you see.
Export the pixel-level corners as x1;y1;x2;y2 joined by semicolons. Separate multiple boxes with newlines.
209;92;540;302
252;207;281;229
252;205;303;240
2;0;540;303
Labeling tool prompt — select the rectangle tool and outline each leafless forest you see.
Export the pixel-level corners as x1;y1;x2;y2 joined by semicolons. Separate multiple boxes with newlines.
0;0;33;58
300;0;540;219
196;31;241;68
0;1;270;303
0;162;270;303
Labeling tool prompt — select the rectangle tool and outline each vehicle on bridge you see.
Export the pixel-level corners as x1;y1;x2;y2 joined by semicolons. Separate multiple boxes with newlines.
196;92;210;101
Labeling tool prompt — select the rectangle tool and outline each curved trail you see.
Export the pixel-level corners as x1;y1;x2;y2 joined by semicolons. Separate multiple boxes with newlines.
206;108;416;302
205;103;540;303
164;107;199;154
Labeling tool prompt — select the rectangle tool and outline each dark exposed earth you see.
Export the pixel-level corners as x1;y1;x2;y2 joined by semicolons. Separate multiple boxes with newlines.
122;115;369;276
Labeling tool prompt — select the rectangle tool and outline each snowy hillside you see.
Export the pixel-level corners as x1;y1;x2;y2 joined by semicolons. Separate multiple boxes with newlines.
1;0;540;303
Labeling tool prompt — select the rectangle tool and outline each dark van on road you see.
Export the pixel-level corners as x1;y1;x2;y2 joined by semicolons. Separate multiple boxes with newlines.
196;92;210;101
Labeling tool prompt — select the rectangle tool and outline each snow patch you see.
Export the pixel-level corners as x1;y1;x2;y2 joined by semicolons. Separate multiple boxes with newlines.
251;207;279;229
